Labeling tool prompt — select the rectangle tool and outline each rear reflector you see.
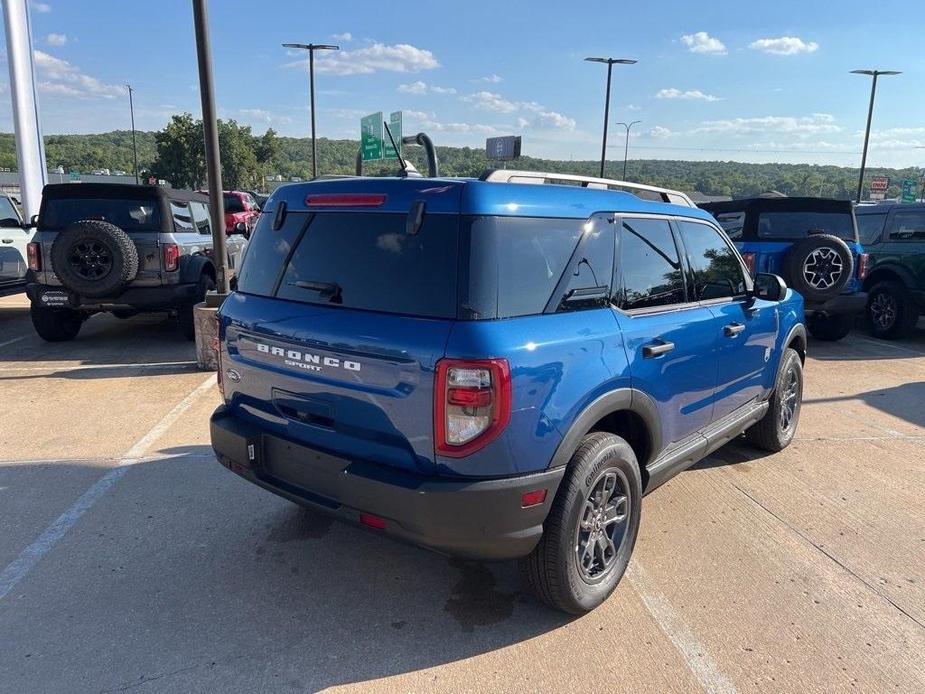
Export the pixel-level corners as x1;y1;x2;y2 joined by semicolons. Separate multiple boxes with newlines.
306;193;387;207
521;489;548;508
359;513;387;530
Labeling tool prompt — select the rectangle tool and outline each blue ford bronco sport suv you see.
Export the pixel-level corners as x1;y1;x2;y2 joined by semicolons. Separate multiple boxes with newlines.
211;167;806;614
702;197;867;341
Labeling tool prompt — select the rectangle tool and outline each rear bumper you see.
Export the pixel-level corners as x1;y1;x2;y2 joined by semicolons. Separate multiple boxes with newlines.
210;406;564;560
805;292;867;316
26;281;200;311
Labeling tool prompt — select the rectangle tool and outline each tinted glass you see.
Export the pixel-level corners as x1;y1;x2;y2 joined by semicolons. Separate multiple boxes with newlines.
678;221;746;300
42;198;161;231
757;212;855;240
0;196;19;225
856;212;886;245
712;211;745;239
171;201;194;232
273;212;459;319
888;212;925;241
465;216;583;319
224;194;245;213
619;218;686;310
189;201;211;234
559;215;614;310
235;211;307;296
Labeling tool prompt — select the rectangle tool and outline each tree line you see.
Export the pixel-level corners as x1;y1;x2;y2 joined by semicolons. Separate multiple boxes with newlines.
0;117;919;199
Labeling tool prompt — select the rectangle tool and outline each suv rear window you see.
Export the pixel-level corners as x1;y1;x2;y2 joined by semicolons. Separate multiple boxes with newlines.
224;194;245;213
42;198;161;231
757;211;856;241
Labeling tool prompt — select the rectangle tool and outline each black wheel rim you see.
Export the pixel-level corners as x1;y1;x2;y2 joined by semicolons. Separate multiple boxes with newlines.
69;240;112;280
802;247;844;290
779;364;801;432
574;469;630;583
870;292;896;331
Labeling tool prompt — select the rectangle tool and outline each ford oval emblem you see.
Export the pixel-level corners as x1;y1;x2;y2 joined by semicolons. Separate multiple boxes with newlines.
226;368;241;383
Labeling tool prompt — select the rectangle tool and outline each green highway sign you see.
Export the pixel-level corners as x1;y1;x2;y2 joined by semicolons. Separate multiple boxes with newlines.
383;111;402;160
361;112;383;162
68;170;80;182
900;178;918;203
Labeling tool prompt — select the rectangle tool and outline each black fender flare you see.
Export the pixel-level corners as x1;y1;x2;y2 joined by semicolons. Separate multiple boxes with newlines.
776;322;807;382
864;262;916;292
548;388;663;470
178;253;215;285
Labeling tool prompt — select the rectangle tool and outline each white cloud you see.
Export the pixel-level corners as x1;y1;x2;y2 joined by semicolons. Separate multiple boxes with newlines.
463;90;517;113
749;36;819;55
46;33;67;46
693;113;840;136
534;111;576;130
332;32;352;42
295;42;439;76
649;126;674;138
627;104;642;112
239;108;292;125
30;2;51;13
680;32;727;55
398;81;456;95
656;88;721;102
33;50;123;99
477;74;503;84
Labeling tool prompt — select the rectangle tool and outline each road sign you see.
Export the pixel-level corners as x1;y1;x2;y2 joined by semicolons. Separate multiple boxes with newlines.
901;178;918;203
68;170;80;182
361;112;383;162
486;135;522;161
383;111;402;160
869;175;890;200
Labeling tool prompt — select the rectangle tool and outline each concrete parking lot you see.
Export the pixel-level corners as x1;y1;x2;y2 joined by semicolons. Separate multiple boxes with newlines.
0;292;922;693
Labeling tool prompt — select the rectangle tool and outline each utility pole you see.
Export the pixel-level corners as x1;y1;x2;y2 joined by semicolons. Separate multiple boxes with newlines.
126;84;139;184
585;57;637;179
851;69;900;202
282;42;340;179
616;120;642;180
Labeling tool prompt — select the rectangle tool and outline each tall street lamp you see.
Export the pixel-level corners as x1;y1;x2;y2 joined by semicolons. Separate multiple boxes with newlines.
125;83;139;184
851;69;900;202
585;57;637;178
616;120;642;179
282;42;339;179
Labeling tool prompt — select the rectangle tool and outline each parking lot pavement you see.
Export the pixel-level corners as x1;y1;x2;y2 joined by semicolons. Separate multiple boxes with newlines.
0;293;923;693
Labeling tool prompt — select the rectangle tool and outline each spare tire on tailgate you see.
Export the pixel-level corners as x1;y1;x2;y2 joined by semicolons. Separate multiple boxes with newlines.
50;219;139;298
784;234;853;303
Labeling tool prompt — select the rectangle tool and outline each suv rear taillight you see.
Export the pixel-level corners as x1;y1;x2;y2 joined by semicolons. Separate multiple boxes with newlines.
435;358;511;458
26;242;41;271
858;253;870;280
741;252;757;276
163;243;180;272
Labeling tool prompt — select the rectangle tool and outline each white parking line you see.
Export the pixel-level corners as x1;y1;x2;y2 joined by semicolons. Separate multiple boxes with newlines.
0;335;28;350
0;361;198;373
0;374;216;602
628;562;739;694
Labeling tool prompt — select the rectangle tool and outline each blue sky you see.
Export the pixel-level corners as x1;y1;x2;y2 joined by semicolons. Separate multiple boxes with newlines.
2;0;923;168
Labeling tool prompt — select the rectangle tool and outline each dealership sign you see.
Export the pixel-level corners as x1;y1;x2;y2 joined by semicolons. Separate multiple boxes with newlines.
869;175;890;200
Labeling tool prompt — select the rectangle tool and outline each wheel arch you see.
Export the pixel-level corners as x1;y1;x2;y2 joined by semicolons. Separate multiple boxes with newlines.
179;253;215;284
863;264;914;293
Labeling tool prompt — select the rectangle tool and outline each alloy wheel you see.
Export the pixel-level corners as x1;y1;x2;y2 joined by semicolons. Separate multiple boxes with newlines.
69;241;112;280
802;248;844;290
574;469;630;583
870;292;897;331
779;365;800;432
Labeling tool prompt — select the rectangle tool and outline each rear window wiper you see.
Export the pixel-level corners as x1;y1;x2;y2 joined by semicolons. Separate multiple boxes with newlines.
289;280;343;304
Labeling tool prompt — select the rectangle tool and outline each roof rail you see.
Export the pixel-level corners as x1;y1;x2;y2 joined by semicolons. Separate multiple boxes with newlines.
480;169;695;208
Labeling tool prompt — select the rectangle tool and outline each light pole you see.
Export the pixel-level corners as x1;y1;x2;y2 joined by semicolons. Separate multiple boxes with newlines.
282;42;339;179
125;83;139;184
616;120;641;179
851;69;900;202
585;57;637;179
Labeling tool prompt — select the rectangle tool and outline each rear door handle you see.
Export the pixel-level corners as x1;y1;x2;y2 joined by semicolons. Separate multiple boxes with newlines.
642;341;675;358
724;322;746;337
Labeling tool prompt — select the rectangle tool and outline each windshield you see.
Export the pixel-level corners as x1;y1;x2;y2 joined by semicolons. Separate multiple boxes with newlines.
756;211;856;241
0;196;19;225
42;197;161;231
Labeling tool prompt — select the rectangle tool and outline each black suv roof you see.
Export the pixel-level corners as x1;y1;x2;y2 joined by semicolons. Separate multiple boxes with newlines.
42;182;208;204
700;197;853;215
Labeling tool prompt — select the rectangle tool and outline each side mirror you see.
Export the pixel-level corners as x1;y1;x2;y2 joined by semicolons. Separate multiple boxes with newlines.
752;273;787;302
232;221;247;235
30;214;39;228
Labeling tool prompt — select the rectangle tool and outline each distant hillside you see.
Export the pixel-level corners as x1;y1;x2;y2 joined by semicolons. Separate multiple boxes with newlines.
0;130;917;199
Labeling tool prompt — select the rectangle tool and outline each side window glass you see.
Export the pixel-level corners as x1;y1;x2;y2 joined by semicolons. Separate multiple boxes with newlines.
558;215;614;311
888;212;925;241
618;218;686;310
189;201;211;235
170;201;194;233
712;211;745;240
678;221;747;301
856;213;886;245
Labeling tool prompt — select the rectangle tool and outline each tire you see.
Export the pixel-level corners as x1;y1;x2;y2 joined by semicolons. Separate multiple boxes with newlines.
785;235;853;303
177;273;215;340
745;348;803;452
807;313;854;341
50;220;139;298
521;432;642;615
31;304;83;342
867;280;918;340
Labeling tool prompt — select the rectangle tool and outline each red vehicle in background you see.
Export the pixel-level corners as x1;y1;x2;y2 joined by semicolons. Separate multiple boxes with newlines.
199;190;261;234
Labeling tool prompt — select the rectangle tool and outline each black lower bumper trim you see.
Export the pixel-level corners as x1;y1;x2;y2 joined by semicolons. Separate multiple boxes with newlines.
26;282;199;310
210;406;565;560
805;292;867;316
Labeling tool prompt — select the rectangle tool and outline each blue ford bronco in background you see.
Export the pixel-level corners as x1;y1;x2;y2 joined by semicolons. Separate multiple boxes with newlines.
210;165;806;614
701;197;867;341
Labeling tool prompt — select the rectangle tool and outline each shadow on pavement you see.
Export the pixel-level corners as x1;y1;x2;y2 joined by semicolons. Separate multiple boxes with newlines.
802;381;925;429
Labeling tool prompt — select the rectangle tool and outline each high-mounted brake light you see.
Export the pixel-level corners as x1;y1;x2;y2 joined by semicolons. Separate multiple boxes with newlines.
741;252;757;276
857;253;870;281
163;243;180;272
435;358;511;458
305;193;387;207
27;242;41;271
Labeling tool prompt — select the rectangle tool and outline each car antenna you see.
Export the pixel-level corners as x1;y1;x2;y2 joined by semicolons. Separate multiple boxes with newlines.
383;121;408;176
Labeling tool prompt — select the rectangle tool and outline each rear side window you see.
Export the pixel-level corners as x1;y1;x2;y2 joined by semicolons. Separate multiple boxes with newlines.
712;211;745;240
267;212;459;319
189;201;211;235
171;201;194;232
887;211;925;241
856;213;887;245
678;221;746;301
42;198;161;231
618;218;686;310
757;211;856;241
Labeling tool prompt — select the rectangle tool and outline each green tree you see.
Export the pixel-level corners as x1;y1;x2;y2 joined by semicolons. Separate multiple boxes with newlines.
150;113;204;189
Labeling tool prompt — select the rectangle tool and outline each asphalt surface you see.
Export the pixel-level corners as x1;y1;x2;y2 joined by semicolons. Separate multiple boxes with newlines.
0;292;923;693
